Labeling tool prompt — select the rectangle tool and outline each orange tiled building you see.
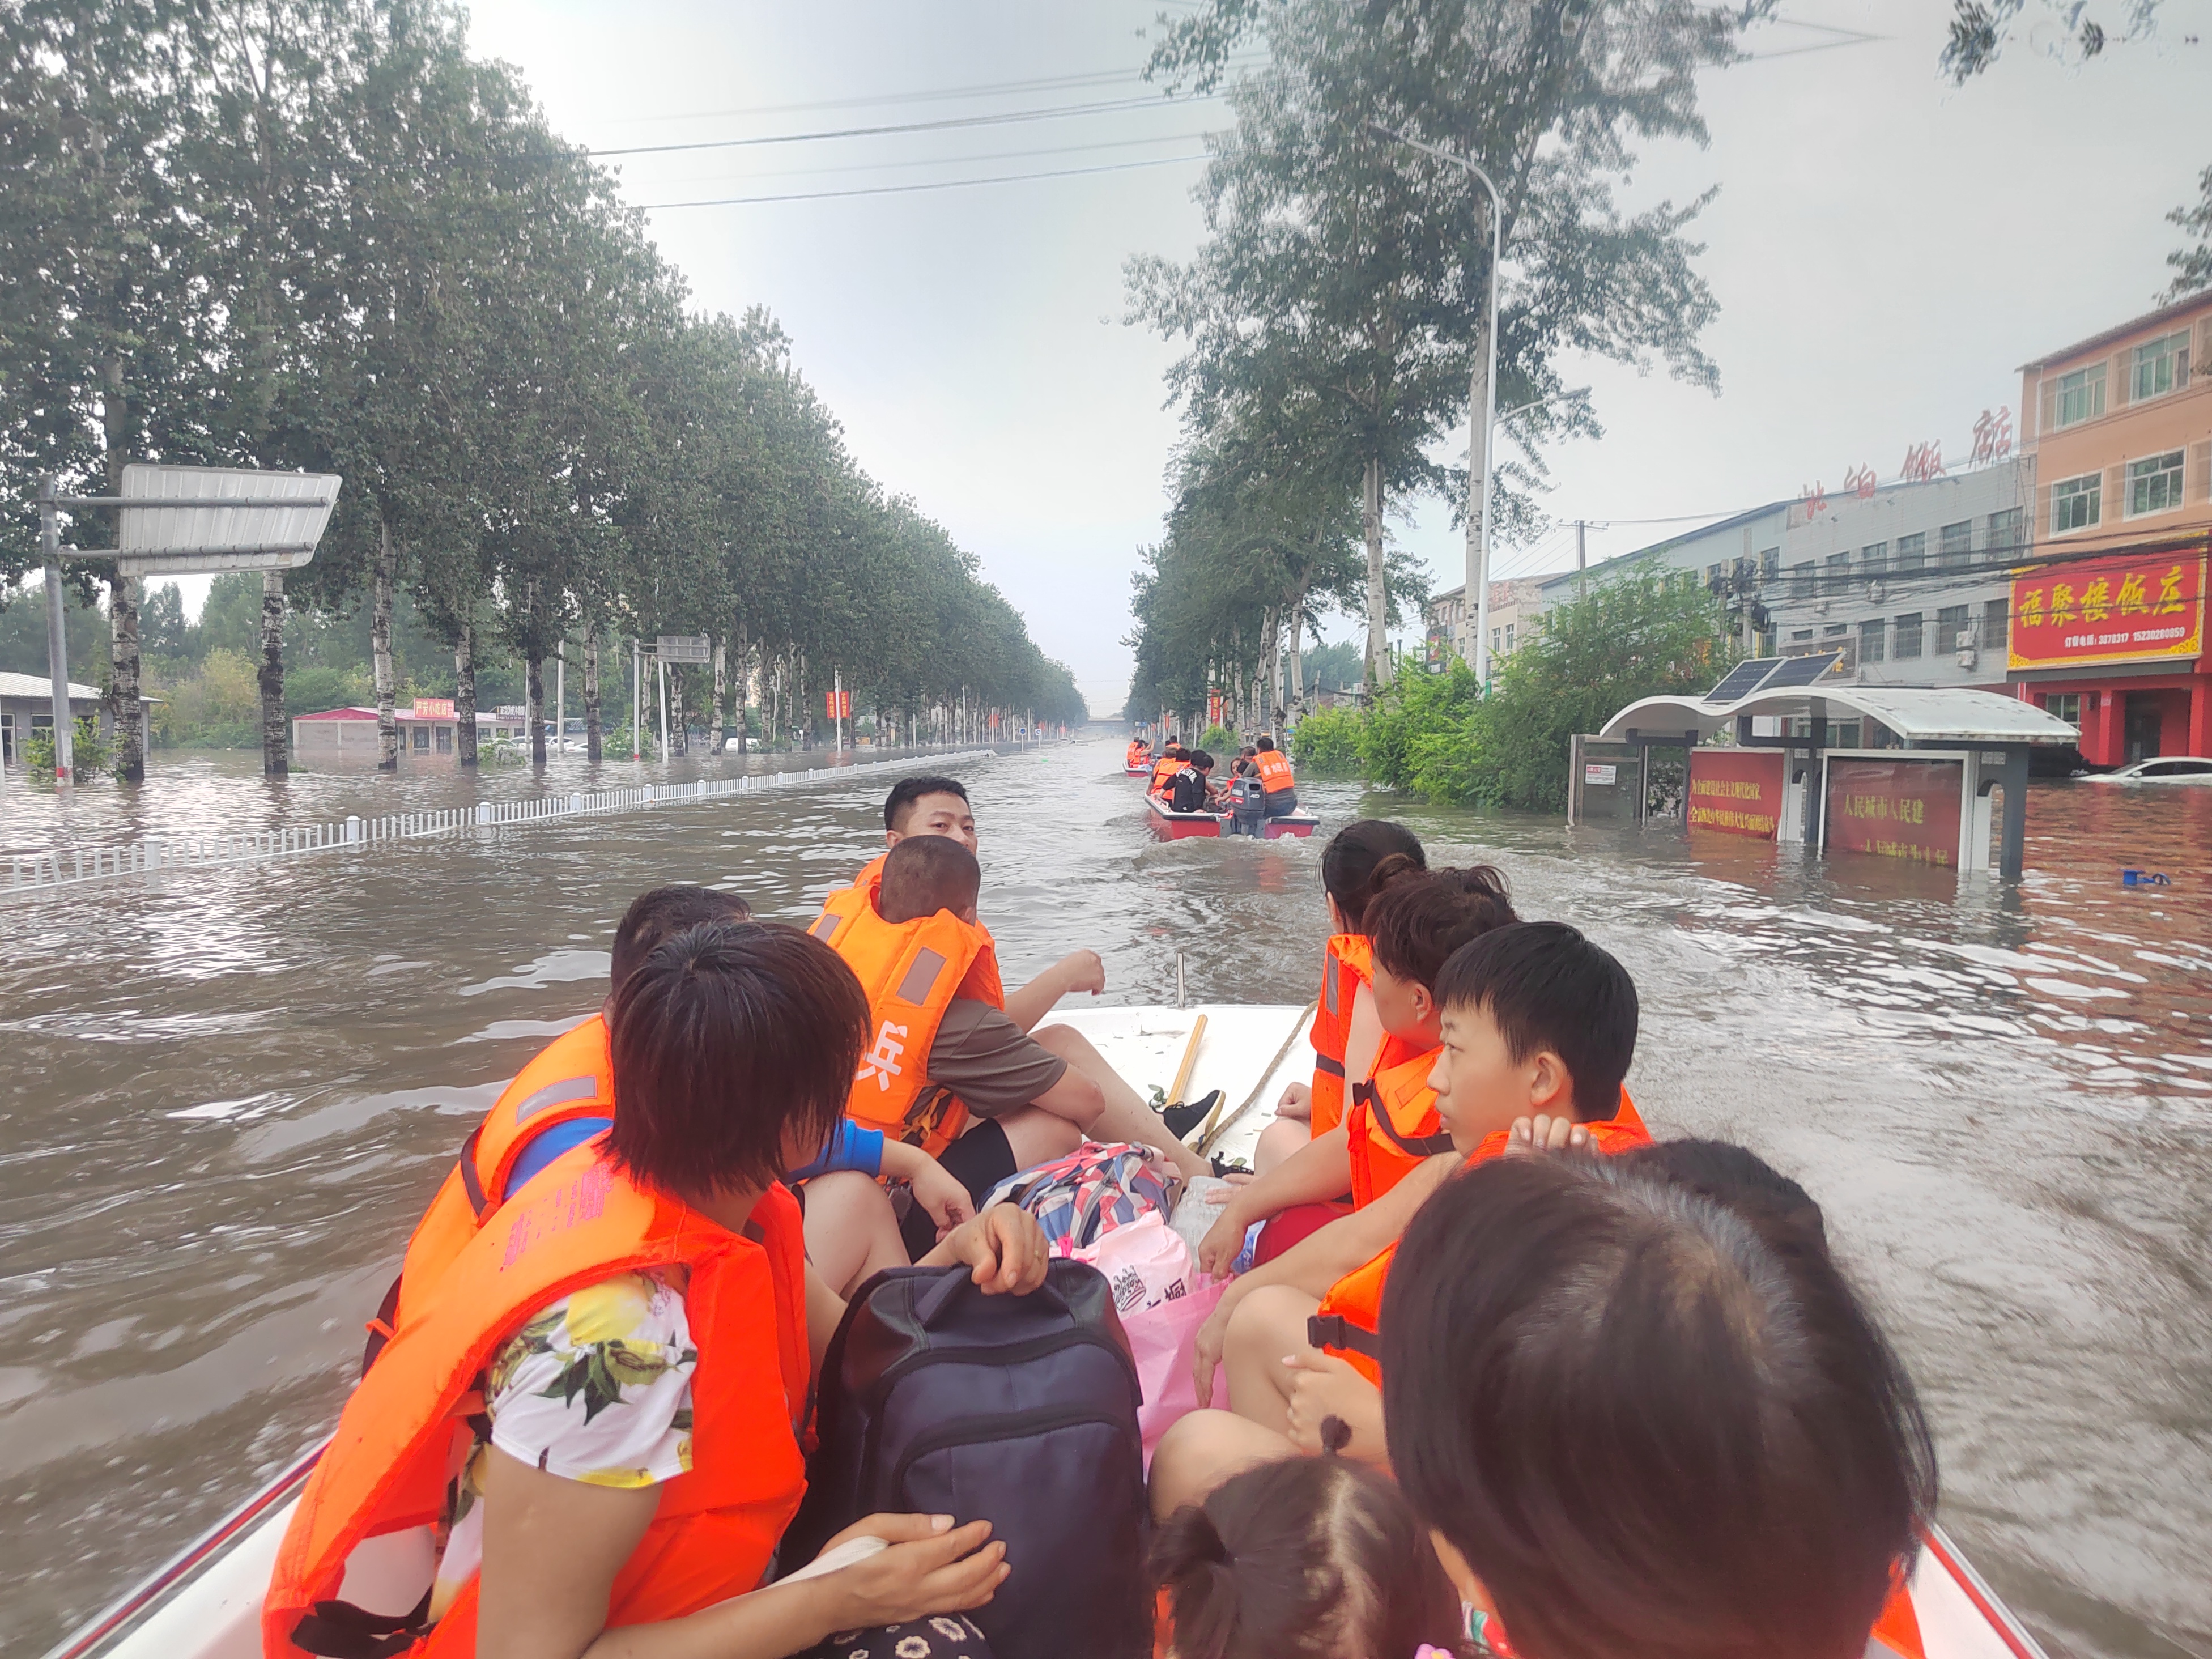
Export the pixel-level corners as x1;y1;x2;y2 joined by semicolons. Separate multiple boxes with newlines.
2014;291;2212;764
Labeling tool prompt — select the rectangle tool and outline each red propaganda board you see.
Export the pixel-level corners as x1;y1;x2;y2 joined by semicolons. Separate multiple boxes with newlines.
409;697;454;719
1206;688;1224;724
2008;547;2206;670
1686;749;1785;839
824;689;851;719
1824;758;1963;867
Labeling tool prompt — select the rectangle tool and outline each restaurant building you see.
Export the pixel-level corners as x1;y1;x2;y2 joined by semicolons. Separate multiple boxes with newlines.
2010;291;2212;764
292;699;530;759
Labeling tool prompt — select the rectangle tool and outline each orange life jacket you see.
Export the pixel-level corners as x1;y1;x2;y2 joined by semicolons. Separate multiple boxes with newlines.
816;853;1004;1007
1312;1092;1652;1385
1254;750;1294;793
1151;756;1186;793
1309;935;1370;1137
263;1152;811;1659
810;887;994;1158
1343;1042;1450;1210
388;1016;618;1340
1126;742;1149;767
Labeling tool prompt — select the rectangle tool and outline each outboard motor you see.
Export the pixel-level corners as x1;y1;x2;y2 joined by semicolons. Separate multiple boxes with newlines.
1228;775;1266;837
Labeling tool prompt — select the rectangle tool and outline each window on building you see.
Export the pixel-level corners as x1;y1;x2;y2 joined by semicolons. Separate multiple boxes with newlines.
1706;562;1723;588
1984;597;2009;654
1826;551;1852;585
436;726;453;754
1860;541;1888;575
1491;627;1501;653
1894;533;1925;573
1936;604;1971;653
1789;628;1813;643
1793;560;1815;597
1938;521;1972;569
2040;692;2081;725
1758;547;1780;581
1893;613;1924;658
1859;618;1886;663
2131;330;2190;401
2126;450;2184;517
1823;622;1848;637
1504;622;1516;653
411;725;429;751
1986;506;2024;554
2054;363;2106;427
2051;473;2100;533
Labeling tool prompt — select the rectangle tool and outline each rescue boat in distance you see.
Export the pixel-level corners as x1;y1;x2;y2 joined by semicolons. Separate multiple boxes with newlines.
1144;791;1318;840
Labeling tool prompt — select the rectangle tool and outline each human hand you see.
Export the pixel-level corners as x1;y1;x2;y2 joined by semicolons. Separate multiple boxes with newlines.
1056;950;1108;997
908;1155;975;1240
1190;1296;1234;1408
1282;1350;1388;1466
1505;1114;1590;1158
925;1205;1049;1294
818;1514;1006;1627
1196;1197;1249;1278
1274;1081;1312;1122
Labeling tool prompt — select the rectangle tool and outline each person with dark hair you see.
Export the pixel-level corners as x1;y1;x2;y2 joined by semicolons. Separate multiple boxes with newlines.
1168;750;1218;813
1152;1456;1465;1659
1620;1136;1828;1257
1252;735;1298;817
811;835;1210;1268
1380;1155;1937;1659
269;920;1054;1659
1196;863;1511;1277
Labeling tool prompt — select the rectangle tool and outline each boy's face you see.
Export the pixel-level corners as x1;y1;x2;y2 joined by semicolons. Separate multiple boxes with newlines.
1430;1001;1573;1156
887;792;978;854
1368;961;1436;1042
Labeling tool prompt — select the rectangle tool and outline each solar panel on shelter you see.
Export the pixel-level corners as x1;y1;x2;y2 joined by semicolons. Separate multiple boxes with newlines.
1759;650;1847;689
1701;657;1783;703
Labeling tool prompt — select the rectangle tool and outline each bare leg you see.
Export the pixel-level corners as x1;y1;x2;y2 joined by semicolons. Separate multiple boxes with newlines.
800;1172;910;1299
1222;1283;1321;1436
1148;1409;1295;1522
992;1104;1083;1173
1253;1117;1308;1175
1031;1023;1210;1181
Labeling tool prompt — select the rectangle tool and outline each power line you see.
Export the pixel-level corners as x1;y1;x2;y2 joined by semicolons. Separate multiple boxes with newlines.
637;151;1210;211
590;93;1217;159
639;129;1214;192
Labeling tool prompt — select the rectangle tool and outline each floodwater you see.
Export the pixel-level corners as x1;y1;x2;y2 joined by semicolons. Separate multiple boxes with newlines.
2;735;2208;1659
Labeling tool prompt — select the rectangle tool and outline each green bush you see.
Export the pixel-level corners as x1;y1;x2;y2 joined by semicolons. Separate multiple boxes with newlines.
22;716;114;780
1198;722;1239;754
1291;705;1364;777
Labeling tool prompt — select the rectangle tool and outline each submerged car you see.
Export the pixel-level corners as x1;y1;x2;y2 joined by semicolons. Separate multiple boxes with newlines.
2085;756;2212;783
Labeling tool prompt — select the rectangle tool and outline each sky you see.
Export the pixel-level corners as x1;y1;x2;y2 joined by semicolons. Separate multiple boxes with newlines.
164;0;2212;715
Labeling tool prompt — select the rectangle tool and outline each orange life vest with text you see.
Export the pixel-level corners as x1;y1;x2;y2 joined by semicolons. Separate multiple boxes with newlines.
263;1154;811;1659
815;853;1004;1008
389;1016;618;1336
810;887;995;1158
1312;1092;1652;1385
1343;1043;1449;1210
1309;936;1371;1137
1254;749;1294;794
1151;756;1186;793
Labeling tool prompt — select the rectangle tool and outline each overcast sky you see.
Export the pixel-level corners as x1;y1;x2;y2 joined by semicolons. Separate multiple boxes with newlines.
172;0;2212;715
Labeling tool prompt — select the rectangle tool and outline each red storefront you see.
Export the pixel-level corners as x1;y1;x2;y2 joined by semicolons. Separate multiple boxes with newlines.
2007;539;2209;765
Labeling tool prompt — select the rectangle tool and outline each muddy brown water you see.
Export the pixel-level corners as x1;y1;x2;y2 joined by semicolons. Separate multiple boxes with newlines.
1;736;2207;1658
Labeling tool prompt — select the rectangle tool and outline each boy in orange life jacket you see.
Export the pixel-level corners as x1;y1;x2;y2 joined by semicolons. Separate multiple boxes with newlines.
1194;863;1514;1277
1149;921;1643;1521
1380;1155;1935;1659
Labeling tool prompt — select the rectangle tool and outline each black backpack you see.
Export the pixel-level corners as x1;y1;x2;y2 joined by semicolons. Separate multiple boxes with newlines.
782;1262;1150;1659
1167;767;1209;813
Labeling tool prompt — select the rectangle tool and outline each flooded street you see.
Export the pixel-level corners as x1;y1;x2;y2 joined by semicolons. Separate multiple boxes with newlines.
2;733;2208;1658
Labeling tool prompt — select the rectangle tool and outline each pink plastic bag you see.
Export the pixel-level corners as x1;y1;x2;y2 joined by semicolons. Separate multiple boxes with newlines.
1060;1211;1191;1316
1121;1273;1231;1467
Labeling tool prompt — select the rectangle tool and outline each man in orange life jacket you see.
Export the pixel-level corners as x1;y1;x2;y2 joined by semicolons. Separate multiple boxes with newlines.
267;921;1052;1659
1148;921;1649;1520
1252;735;1298;817
811;835;1211;1268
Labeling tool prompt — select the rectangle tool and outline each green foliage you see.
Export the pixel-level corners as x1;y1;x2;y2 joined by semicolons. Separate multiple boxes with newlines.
283;664;372;719
2166;162;2212;300
154;646;261;748
1291;705;1364;777
1300;643;1363;694
23;716;114;780
1198;723;1239;753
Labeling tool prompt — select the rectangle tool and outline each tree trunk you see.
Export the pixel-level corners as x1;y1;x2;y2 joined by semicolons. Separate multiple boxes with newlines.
584;627;602;762
258;570;286;777
373;514;398;770
1363;456;1392;690
454;622;479;766
528;649;546;766
108;573;144;782
669;667;688;756
711;639;728;754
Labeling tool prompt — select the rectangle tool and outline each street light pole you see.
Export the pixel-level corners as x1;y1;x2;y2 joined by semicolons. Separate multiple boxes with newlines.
1369;121;1502;688
39;476;75;783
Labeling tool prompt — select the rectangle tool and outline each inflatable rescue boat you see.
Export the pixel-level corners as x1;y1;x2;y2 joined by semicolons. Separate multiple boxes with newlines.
48;1004;2050;1659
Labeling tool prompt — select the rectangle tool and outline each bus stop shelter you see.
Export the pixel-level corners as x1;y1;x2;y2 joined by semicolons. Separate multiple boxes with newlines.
1582;654;2079;879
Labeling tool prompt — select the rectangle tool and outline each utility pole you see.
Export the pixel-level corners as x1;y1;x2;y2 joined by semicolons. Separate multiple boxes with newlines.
657;654;669;760
630;637;641;760
554;640;565;756
39;477;74;784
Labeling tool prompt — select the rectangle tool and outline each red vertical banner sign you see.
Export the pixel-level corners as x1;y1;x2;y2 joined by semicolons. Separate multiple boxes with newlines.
1206;688;1224;725
1824;758;1964;866
1686;749;1785;839
823;690;851;719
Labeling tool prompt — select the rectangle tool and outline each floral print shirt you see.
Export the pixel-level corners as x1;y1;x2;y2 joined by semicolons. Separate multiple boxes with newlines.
429;1269;697;1619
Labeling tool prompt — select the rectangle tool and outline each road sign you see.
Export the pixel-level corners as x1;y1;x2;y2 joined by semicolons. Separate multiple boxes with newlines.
657;635;712;664
109;463;340;576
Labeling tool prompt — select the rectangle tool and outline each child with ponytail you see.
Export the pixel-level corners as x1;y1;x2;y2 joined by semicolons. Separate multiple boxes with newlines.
1152;1453;1466;1659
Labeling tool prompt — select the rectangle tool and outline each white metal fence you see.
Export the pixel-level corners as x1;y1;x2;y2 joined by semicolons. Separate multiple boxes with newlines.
6;750;998;899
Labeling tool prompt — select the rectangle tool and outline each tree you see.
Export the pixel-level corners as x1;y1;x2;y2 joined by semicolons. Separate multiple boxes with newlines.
2164;164;2212;300
1941;0;2163;82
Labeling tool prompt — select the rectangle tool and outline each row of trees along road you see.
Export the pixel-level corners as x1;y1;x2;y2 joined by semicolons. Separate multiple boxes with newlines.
1121;0;1757;731
1;0;1083;782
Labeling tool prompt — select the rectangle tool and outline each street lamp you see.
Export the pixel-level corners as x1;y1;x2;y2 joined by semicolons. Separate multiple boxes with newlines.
1368;120;1502;687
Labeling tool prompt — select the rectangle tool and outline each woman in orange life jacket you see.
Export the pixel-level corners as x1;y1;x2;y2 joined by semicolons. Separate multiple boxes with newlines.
1150;922;1647;1521
1196;856;1503;1277
1245;823;1426;1184
1381;1153;1936;1659
265;921;1052;1659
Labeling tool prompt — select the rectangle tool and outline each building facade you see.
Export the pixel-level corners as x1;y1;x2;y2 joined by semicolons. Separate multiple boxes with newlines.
1423;575;1562;665
1533;501;1794;648
1759;458;2035;691
2010;290;2212;764
293;701;531;758
0;671;107;764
